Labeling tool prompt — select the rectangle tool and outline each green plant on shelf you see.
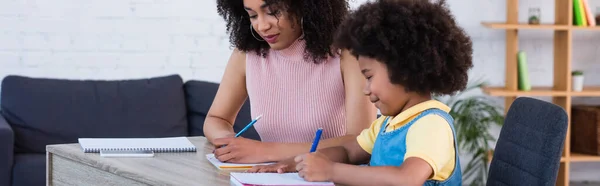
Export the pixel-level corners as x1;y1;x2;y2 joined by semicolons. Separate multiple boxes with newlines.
572;70;584;76
528;7;541;25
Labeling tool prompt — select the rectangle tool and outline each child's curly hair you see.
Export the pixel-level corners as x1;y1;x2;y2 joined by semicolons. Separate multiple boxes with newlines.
217;0;349;63
335;0;473;95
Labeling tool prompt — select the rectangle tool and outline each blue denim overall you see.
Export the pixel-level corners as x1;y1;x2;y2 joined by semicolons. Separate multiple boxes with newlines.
369;108;462;186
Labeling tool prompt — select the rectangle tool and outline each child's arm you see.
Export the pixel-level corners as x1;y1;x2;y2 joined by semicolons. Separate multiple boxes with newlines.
306;137;372;164
248;118;384;173
298;115;454;185
296;141;432;185
329;158;432;186
249;137;371;173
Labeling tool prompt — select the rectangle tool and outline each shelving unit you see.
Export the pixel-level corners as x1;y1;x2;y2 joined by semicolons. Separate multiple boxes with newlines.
481;0;600;185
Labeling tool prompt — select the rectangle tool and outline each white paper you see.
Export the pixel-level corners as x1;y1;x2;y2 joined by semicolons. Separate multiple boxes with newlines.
206;154;272;169
230;172;334;186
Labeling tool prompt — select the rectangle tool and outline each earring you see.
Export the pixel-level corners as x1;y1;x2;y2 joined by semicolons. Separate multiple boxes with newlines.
300;18;305;39
250;24;264;41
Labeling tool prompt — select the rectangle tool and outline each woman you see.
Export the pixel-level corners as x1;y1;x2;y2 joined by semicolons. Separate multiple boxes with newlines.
204;0;377;164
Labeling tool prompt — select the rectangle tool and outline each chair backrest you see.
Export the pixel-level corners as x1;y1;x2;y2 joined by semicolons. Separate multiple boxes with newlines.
487;97;568;186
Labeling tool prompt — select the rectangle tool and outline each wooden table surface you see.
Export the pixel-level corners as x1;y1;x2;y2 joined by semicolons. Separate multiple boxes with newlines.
46;136;233;186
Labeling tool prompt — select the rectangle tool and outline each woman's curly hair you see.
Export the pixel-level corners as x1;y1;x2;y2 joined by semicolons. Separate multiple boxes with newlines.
217;0;349;63
335;0;473;95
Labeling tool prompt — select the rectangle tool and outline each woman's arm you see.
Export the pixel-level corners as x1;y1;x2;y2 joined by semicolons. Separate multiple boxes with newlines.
203;49;249;144
339;49;378;135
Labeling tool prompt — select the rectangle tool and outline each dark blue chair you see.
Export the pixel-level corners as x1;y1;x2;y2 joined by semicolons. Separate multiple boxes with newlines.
487;97;568;186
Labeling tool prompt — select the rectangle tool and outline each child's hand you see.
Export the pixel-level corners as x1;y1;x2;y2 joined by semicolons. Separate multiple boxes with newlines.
247;158;297;173
294;152;334;182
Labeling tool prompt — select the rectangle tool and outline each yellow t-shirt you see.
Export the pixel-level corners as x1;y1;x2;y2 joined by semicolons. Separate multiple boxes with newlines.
356;100;456;181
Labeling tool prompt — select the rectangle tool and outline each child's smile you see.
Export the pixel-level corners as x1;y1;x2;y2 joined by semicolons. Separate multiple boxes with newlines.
358;56;432;117
359;56;405;116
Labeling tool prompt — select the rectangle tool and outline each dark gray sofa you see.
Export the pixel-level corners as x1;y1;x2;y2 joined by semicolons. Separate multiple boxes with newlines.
0;74;259;186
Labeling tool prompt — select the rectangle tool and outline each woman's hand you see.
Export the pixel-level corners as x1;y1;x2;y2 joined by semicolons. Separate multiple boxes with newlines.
295;152;335;182
213;137;275;163
247;158;297;173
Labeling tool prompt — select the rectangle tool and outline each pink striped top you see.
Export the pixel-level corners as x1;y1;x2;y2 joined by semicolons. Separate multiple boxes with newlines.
246;38;347;143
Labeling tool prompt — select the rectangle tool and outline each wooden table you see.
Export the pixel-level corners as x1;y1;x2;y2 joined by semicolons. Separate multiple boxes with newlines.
46;136;232;186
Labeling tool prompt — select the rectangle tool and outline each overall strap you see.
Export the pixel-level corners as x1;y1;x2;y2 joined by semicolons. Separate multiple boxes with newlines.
379;116;391;133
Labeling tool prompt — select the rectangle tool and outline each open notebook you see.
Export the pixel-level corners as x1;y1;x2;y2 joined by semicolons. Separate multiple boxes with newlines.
78;137;196;153
206;154;273;169
230;172;334;186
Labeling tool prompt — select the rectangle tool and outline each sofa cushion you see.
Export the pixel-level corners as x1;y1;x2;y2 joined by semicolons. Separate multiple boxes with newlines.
11;153;45;186
0;75;188;153
184;80;260;140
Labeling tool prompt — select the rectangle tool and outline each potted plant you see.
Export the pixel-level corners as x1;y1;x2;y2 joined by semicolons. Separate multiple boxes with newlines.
435;79;505;185
572;70;584;92
528;7;541;25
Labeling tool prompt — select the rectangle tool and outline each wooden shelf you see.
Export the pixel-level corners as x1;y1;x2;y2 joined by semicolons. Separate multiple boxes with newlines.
570;86;600;96
481;22;570;30
482;86;568;96
571;26;600;31
570;153;600;162
482;86;600;97
482;22;600;31
482;0;599;185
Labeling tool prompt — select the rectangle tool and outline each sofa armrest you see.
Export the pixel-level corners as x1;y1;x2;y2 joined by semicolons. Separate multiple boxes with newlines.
0;114;14;186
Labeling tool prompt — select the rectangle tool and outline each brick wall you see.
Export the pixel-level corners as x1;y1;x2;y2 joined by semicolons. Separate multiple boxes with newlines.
0;0;232;82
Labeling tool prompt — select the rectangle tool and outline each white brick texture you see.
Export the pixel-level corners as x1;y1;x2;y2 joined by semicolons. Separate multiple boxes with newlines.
0;0;230;81
1;0;600;181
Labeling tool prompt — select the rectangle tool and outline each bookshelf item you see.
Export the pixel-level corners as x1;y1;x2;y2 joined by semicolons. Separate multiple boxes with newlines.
481;0;600;185
529;7;541;25
571;106;600;155
596;7;600;25
581;0;596;26
572;71;584;92
574;0;587;26
517;51;531;91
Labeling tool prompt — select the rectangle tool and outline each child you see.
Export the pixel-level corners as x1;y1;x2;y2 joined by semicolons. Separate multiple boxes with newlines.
248;0;473;185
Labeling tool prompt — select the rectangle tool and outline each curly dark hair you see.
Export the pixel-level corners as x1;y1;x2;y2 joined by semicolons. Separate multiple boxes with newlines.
334;0;473;95
217;0;349;63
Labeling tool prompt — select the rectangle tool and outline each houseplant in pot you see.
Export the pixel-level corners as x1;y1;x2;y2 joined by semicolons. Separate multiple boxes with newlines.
435;79;505;185
572;70;584;92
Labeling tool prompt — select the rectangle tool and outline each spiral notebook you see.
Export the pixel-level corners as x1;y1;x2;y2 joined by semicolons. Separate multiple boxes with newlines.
78;136;196;153
230;172;334;186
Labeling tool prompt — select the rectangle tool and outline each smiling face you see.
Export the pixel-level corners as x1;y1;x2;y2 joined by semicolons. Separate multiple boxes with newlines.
359;56;412;116
243;0;303;50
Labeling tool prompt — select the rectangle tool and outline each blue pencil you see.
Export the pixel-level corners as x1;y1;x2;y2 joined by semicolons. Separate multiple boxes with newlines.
310;128;323;152
235;115;263;137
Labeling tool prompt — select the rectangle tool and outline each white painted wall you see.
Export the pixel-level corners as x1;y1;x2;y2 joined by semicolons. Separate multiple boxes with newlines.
1;0;600;182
